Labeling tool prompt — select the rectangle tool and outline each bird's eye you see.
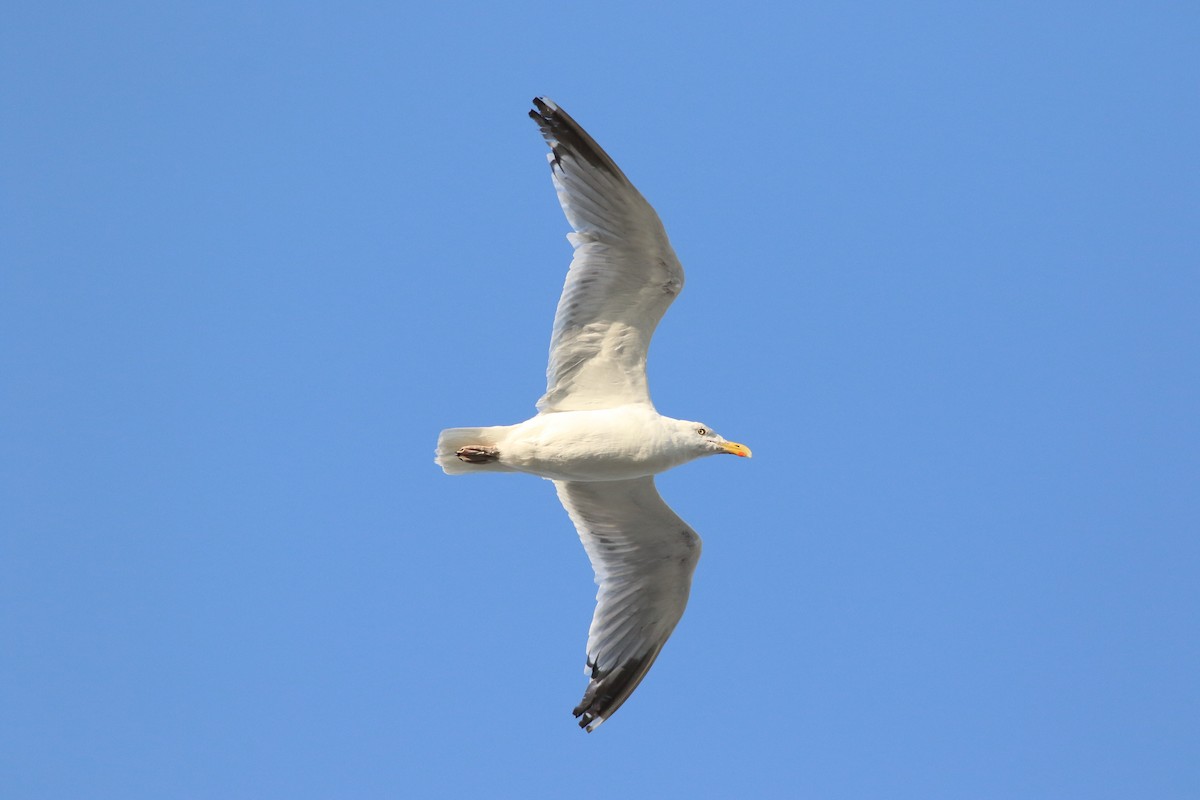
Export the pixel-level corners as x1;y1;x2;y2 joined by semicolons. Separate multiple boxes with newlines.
697;427;707;436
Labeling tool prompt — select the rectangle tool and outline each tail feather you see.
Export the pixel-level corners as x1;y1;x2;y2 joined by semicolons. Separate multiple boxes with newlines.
435;425;518;475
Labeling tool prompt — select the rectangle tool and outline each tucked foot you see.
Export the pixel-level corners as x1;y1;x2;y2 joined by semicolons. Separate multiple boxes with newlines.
456;445;500;464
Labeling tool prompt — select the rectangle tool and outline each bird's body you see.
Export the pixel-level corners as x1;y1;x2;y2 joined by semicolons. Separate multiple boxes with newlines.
436;98;749;732
438;406;736;482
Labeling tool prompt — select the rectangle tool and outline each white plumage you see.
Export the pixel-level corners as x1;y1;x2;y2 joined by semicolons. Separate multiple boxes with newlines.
436;98;750;732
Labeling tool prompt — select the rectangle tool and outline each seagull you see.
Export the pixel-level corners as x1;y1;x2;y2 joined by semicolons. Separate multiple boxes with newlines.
436;98;751;732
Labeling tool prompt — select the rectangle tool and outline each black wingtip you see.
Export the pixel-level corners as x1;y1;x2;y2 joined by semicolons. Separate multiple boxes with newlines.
527;97;627;179
569;650;663;733
528;96;550;124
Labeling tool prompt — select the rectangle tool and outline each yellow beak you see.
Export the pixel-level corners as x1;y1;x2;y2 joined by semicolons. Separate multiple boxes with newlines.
721;441;752;458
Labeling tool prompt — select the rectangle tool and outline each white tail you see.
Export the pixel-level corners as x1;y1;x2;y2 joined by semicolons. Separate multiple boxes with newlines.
435;425;519;475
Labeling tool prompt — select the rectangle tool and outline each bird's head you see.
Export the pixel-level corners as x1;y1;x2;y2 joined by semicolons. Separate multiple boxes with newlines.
674;419;752;459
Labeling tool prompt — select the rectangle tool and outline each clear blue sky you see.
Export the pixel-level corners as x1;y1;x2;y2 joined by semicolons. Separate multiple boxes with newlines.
3;3;1197;798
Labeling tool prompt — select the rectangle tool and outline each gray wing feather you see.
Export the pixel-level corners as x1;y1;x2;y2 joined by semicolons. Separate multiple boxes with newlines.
529;98;685;412
553;477;702;731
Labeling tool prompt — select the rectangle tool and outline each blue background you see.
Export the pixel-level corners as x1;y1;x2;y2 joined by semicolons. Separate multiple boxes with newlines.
4;2;1197;798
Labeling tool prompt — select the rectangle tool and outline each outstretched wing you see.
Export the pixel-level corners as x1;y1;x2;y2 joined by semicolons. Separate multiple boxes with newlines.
529;97;685;412
553;477;702;732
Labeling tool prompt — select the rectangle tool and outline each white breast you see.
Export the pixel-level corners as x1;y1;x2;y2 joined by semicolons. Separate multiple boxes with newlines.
500;407;688;482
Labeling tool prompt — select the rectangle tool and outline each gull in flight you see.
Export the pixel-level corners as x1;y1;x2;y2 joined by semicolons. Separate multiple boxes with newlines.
436;98;750;732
